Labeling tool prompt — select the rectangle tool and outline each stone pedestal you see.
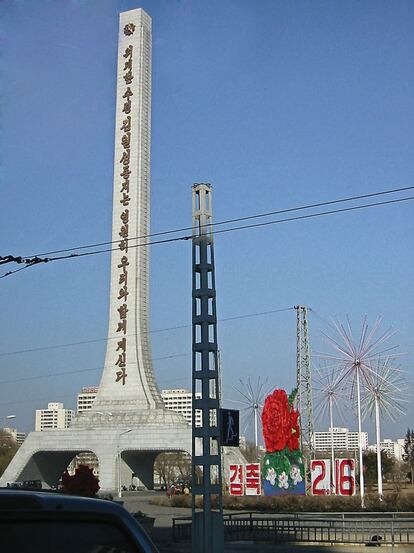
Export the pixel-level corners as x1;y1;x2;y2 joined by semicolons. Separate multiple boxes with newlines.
0;410;191;491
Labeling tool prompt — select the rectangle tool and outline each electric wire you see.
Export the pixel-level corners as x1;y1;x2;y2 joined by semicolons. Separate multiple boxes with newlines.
2;187;412;412
1;194;413;280
40;194;414;258
0;355;190;386
0;263;39;279
25;185;414;257
0;307;294;358
0;375;192;407
0;392;83;408
211;195;414;238
308;308;335;329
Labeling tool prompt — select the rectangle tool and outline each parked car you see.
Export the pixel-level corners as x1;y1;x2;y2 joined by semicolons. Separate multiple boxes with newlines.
7;481;24;489
22;479;42;489
0;489;159;553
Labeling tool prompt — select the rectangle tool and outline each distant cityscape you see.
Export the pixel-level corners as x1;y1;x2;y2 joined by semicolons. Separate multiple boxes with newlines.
1;385;406;462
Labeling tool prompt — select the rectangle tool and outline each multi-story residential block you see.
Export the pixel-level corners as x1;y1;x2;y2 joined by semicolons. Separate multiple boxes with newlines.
77;387;98;413
161;388;202;427
78;386;207;428
369;438;405;461
313;427;368;452
35;402;74;432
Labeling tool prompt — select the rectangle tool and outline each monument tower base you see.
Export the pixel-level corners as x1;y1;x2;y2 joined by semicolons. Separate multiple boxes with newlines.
0;409;191;491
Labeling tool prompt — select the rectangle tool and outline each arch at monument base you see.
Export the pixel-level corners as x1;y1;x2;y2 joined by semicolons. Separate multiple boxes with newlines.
0;410;193;492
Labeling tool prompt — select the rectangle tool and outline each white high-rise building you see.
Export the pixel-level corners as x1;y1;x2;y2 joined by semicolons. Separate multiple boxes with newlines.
369;438;405;461
313;427;368;452
77;387;98;413
161;389;202;427
396;438;406;461
35;402;74;432
81;385;205;427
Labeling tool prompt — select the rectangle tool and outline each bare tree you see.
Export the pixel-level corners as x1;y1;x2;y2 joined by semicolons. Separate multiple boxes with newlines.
154;452;191;486
240;440;262;463
174;452;192;482
390;460;408;493
403;428;414;484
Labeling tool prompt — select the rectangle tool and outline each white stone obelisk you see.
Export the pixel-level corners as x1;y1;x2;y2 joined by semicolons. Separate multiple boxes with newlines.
0;9;246;493
93;8;162;412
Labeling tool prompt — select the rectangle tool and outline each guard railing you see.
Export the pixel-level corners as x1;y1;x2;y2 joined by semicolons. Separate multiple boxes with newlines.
172;511;414;545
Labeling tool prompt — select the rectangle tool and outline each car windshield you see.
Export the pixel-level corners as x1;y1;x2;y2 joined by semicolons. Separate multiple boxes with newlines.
0;520;144;553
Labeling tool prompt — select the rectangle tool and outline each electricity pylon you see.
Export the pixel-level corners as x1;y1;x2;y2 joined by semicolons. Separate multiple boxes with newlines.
295;306;314;457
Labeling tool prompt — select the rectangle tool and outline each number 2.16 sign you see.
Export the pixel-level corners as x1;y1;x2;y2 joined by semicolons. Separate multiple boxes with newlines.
311;459;356;496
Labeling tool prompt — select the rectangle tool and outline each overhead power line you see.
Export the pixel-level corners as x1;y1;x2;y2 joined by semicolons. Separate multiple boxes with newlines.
0;354;191;386
212;195;414;236
1;190;413;280
0;392;81;408
26;185;414;257
0;307;294;358
34;194;414;254
0;302;293;396
0;263;43;279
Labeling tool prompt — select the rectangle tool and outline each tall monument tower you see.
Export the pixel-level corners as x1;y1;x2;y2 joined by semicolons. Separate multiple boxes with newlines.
93;8;162;412
0;8;246;493
0;9;190;492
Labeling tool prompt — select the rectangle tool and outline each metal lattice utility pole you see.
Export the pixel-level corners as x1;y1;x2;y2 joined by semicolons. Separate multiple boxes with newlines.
295;306;314;457
191;183;224;553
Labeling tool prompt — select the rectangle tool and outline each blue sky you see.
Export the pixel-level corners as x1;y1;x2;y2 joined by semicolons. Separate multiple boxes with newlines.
1;0;413;443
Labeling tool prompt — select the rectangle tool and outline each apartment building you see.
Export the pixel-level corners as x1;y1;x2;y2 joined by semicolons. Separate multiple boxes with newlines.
313;427;368;452
35;402;74;432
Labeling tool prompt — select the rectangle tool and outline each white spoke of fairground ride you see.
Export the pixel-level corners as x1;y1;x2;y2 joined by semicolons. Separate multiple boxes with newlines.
316;315;402;508
313;365;348;424
228;377;274;456
361;357;408;499
318;316;402;390
362;359;408;422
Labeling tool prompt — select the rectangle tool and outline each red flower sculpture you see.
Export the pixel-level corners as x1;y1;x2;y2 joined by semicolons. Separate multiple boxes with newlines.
261;389;300;452
61;464;100;497
287;408;300;451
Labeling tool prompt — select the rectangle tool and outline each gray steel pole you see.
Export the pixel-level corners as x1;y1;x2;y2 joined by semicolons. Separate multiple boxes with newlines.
191;183;224;553
329;395;336;494
356;367;365;508
375;393;383;499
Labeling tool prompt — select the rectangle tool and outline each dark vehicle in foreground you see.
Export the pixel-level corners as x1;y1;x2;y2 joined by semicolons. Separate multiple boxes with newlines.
0;489;159;553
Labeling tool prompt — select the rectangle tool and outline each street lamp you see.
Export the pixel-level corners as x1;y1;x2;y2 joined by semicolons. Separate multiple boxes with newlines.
1;415;17;432
2;415;16;421
118;429;132;498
